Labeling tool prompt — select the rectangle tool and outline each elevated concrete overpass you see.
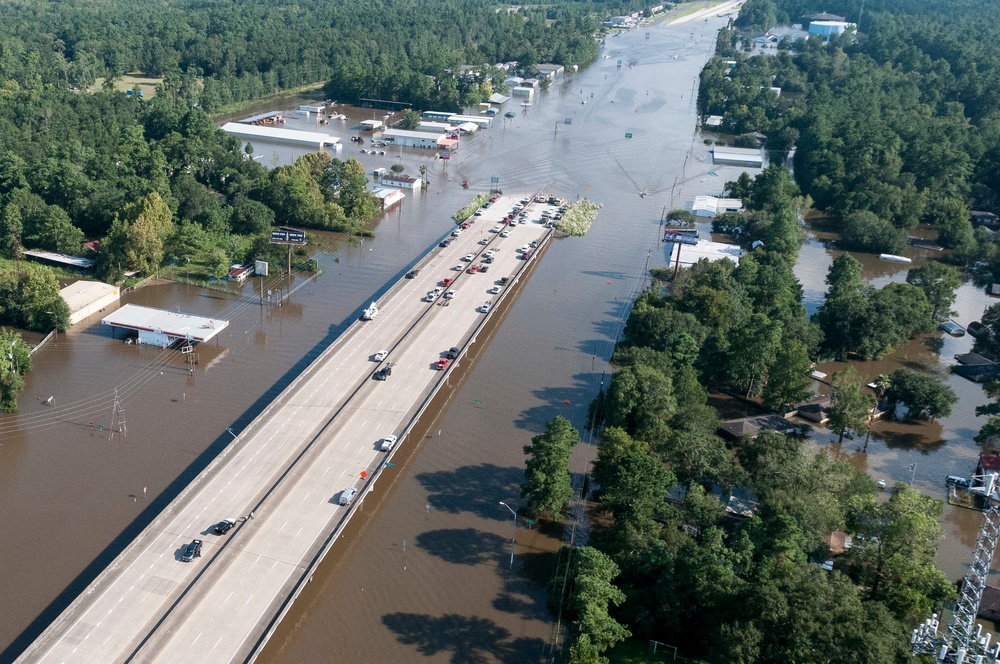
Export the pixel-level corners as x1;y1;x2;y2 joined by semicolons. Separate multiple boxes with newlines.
17;193;557;664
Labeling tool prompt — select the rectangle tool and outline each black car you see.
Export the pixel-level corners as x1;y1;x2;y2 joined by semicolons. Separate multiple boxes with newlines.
439;240;452;248
498;277;509;285
446;346;460;359
405;269;420;279
214;519;236;535
180;539;203;562
480;265;489;273
374;363;393;381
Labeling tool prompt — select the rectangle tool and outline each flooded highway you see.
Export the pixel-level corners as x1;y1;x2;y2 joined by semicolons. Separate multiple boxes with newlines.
2;6;997;663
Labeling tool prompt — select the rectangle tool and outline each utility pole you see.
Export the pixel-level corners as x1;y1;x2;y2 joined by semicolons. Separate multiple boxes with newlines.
109;387;126;440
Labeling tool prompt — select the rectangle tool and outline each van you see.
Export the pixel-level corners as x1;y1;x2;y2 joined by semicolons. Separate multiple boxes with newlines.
339;487;358;505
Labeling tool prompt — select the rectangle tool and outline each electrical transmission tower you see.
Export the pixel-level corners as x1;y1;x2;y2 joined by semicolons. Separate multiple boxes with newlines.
109;388;126;440
913;474;1000;663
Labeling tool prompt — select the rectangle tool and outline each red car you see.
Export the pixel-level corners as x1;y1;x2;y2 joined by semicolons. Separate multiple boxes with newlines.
461;221;472;229
440;278;453;287
467;265;480;274
436;358;450;370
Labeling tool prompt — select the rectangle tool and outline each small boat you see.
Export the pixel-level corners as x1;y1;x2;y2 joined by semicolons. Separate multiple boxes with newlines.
878;253;912;263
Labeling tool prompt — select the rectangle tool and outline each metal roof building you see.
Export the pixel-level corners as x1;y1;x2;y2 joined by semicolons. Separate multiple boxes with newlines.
446;114;492;127
101;304;229;347
416;121;453;134
668;239;743;266
60;281;120;325
691;195;744;217
220;122;340;148
24;249;96;270
711;146;763;168
382;128;444;148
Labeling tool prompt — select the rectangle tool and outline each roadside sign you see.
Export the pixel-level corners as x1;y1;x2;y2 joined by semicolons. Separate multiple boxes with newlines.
440;152;450;160
270;227;306;244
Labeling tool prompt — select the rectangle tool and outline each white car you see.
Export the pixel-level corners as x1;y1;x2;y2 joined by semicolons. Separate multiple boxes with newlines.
451;229;462;237
488;285;501;294
444;290;456;299
478;238;489;245
484;249;496;258
491;226;503;233
380;434;398;452
500;230;511;238
373;350;389;362
453;264;464;271
477;301;493;313
462;253;475;262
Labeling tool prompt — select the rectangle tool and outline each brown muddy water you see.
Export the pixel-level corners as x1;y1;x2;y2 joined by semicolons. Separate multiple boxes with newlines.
0;16;995;664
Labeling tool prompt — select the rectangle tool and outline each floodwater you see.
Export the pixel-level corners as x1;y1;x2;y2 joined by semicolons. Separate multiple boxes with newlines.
0;11;994;664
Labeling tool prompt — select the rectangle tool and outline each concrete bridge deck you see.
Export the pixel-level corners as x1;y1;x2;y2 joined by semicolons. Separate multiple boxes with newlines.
17;193;555;664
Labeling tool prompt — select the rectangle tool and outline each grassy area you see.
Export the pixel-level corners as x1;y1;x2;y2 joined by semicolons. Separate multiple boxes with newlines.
554;198;601;236
210;81;327;119
92;74;163;97
650;0;730;25
453;193;490;222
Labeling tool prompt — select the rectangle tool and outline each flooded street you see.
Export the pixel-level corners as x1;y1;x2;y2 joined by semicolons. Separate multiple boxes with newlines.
1;8;996;662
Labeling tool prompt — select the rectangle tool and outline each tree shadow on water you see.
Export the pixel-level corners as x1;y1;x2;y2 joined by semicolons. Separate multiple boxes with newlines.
416;528;507;565
416;464;522;520
381;613;548;664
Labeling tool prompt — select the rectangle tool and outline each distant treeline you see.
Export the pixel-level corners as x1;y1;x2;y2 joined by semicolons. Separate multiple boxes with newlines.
0;0;645;111
700;0;1000;283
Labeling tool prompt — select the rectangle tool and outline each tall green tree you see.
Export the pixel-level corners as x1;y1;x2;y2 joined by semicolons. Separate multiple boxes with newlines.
846;484;954;623
828;366;876;444
520;416;579;520
886;368;957;421
906;261;961;321
761;338;812;413
566;547;631;660
0;329;32;412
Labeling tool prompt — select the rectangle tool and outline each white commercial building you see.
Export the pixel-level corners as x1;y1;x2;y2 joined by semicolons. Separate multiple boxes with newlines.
446;114;491;127
691;196;745;218
101;304;229;347
373;187;405;210
60;281;120;326
511;86;535;100
416;121;454;134
220;122;340;149
377;173;424;190
381;128;442;148
711;146;763;168
809;20;854;37
669;240;743;266
359;119;384;131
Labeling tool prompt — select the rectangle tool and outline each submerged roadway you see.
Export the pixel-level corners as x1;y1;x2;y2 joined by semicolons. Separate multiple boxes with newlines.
17;193;557;664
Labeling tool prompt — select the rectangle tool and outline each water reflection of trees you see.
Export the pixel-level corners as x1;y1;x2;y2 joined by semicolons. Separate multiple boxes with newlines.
381;613;546;664
415;528;507;566
416;464;522;520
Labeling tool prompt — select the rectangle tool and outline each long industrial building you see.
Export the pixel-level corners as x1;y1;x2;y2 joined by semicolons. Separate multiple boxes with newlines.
220;122;341;149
